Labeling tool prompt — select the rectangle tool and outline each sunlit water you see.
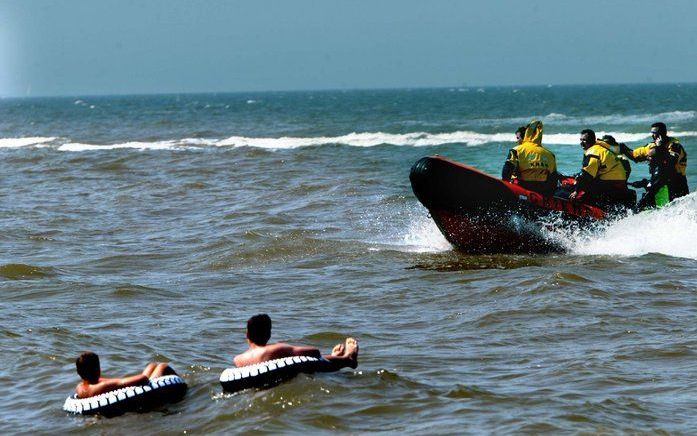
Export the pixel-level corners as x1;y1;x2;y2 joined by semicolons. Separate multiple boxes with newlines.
1;86;697;433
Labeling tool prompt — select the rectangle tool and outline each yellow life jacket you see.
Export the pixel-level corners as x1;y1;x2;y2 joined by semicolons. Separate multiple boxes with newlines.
632;137;687;176
505;120;557;182
583;140;627;181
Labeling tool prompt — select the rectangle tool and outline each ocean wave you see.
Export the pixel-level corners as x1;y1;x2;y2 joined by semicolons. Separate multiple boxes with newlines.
3;130;697;151
214;131;515;148
56;130;697;149
470;110;697;127
58;141;192;152
0;137;56;148
0;263;55;280
543;110;697;126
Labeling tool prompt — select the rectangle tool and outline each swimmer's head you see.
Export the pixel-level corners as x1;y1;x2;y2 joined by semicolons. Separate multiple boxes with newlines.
76;351;100;383
247;314;272;346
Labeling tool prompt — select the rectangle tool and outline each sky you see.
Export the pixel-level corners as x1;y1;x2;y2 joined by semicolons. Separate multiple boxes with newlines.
1;0;697;97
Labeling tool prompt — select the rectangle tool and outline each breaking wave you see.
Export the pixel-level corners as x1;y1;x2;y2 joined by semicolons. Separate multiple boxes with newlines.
0;137;56;148
1;130;697;151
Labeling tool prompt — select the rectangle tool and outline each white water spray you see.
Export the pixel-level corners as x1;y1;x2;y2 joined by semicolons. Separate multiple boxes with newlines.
565;193;697;259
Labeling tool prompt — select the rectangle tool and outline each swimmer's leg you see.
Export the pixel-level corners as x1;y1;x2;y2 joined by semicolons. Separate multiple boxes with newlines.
150;363;177;378
331;343;344;356
142;362;157;378
321;337;359;370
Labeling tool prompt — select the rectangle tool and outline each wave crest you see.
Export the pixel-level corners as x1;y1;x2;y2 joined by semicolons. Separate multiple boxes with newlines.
2;129;697;151
0;137;56;148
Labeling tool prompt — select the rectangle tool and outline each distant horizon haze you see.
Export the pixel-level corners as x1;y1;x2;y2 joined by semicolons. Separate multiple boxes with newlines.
3;81;697;101
2;0;697;98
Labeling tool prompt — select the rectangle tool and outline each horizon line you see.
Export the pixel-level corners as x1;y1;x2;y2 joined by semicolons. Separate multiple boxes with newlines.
2;81;696;100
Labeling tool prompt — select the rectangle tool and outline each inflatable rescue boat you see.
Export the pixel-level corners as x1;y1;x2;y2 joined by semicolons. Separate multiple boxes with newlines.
409;156;610;254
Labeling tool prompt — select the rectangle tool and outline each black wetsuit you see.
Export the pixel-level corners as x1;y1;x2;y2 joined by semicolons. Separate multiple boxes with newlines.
636;146;679;211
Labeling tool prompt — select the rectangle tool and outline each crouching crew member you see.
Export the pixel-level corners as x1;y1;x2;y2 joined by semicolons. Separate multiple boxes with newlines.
502;120;558;196
569;129;635;210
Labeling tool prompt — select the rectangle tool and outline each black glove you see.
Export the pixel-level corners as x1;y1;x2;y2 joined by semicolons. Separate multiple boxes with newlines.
629;179;648;189
619;143;632;156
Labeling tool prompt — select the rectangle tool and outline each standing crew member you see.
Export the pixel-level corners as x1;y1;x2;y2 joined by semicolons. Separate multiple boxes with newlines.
569;129;634;210
631;146;678;211
621;122;689;199
502;120;558;196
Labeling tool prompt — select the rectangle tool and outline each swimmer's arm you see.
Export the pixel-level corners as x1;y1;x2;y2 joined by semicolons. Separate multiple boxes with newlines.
233;354;245;367
264;342;322;359
287;345;322;359
78;374;149;397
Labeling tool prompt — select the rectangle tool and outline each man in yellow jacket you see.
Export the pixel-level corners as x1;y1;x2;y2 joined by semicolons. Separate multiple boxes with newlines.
501;120;558;196
569;129;634;210
621;122;689;199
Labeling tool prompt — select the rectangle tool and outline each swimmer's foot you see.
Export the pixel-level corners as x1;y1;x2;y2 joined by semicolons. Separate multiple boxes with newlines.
331;343;345;357
344;337;358;369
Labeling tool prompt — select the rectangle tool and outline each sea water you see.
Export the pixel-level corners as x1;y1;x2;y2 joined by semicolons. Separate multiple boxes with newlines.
1;85;697;433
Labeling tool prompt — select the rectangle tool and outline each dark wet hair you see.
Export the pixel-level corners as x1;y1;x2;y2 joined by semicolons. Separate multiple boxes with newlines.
601;134;617;145
76;352;100;383
651;122;667;136
247;314;272;345
580;129;596;139
515;126;526;137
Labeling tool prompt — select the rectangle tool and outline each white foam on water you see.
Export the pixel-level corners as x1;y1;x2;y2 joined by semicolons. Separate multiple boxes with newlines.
0;137;56;148
3;129;697;152
526;131;697;145
400;212;452;253
362;201;452;254
58;141;187;151
215;131;515;149
565;192;697;259
542;132;651;145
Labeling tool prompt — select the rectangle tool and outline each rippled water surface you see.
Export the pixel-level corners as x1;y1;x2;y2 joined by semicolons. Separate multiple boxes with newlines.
1;86;697;433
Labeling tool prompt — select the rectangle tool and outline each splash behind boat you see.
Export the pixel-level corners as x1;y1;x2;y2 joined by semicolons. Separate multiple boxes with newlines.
409;156;607;254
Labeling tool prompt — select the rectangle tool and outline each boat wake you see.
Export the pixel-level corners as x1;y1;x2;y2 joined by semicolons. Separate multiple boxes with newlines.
400;192;697;259
561;192;697;260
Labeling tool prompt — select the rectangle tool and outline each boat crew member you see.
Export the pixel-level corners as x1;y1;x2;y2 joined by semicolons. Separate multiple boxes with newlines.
621;122;689;199
515;126;526;145
569;129;635;210
502;120;558;196
600;134;632;180
631;145;678;211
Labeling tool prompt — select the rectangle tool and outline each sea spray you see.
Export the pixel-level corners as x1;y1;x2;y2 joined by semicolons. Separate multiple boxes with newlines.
401;211;452;253
566;192;697;259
